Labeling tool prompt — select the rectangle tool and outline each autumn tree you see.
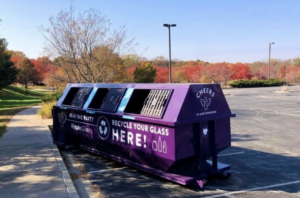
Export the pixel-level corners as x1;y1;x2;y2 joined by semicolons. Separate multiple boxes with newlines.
152;56;168;67
134;61;157;83
286;66;300;83
201;63;233;85
0;39;18;89
6;50;26;59
43;66;65;91
91;46;127;82
41;6;136;83
31;56;55;84
173;67;187;83
154;66;168;83
250;61;266;79
230;63;251;80
122;54;147;68
173;59;185;67
184;63;203;82
125;65;137;82
293;58;300;67
267;59;284;79
16;57;38;94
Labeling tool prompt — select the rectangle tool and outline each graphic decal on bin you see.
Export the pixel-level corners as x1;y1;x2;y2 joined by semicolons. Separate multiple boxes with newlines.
52;83;235;188
58;112;67;127
97;116;110;140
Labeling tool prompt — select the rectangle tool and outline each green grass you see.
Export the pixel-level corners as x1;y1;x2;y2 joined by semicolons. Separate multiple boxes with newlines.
0;85;50;138
38;101;57;119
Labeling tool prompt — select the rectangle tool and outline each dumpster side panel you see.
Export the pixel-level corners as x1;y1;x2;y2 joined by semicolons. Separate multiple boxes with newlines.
199;120;215;158
161;87;188;122
215;118;231;151
52;107;65;145
178;84;232;121
52;107;76;147
175;124;195;160
54;108;176;170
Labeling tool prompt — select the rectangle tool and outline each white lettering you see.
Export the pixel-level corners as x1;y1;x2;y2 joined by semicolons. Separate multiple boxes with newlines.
120;130;126;143
136;133;142;147
127;132;134;145
149;126;169;136
112;120;133;129
71;123;91;133
199;110;217;116
112;129;119;141
196;88;215;98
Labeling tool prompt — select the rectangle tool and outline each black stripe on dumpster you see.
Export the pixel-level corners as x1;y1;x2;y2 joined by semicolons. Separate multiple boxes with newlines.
100;88;126;112
141;89;171;118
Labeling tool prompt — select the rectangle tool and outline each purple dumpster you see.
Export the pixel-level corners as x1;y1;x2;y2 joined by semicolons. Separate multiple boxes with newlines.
52;83;235;188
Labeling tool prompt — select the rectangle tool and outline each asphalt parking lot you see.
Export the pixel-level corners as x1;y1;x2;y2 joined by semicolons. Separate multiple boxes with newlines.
61;85;300;198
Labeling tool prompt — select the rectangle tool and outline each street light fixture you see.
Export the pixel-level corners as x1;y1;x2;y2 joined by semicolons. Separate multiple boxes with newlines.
163;24;176;83
268;42;274;80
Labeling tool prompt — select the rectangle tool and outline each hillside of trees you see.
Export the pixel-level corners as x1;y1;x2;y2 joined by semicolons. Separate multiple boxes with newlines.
6;51;300;88
1;8;300;89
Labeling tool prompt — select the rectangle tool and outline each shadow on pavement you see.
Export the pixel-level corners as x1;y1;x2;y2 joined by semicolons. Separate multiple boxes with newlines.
62;144;300;197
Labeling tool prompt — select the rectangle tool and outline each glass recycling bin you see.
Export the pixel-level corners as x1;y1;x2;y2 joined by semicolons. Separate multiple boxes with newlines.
52;83;235;188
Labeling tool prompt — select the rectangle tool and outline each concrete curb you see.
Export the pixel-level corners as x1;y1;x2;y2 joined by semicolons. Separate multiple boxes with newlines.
42;115;80;198
61;147;99;198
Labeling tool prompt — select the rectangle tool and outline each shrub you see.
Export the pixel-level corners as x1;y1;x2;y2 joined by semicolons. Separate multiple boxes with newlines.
38;101;57;119
42;92;62;103
229;79;286;88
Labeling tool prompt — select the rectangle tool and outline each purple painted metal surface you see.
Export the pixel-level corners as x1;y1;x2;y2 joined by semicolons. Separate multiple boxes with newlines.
52;83;235;187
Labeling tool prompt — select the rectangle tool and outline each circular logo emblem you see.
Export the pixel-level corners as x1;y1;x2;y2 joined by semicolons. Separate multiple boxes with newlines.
97;116;110;140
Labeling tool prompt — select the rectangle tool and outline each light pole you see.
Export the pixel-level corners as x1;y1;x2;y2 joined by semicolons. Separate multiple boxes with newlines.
268;42;274;80
286;65;288;90
163;24;176;83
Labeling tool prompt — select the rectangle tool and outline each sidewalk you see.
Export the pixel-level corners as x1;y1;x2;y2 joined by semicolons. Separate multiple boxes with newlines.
0;106;79;198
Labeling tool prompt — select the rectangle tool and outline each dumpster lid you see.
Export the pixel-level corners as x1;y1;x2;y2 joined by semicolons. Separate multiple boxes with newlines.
56;83;234;126
123;89;172;119
62;87;92;108
100;88;126;112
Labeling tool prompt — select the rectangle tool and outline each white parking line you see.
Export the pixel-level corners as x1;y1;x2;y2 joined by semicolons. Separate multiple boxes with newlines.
88;167;126;174
204;180;300;198
218;152;245;156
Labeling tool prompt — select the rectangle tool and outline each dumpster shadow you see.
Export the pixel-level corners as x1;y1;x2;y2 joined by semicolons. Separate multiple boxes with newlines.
198;146;300;196
231;134;258;142
66;145;300;197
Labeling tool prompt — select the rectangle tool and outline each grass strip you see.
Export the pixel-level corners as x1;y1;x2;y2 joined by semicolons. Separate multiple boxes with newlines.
0;85;50;137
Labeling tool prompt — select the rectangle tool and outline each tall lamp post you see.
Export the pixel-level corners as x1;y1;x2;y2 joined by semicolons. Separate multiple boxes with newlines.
268;42;274;80
163;24;176;83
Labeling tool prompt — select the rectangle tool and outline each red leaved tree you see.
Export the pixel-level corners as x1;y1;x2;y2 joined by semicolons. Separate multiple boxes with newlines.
154;66;169;83
31;57;53;84
230;63;252;80
185;64;203;83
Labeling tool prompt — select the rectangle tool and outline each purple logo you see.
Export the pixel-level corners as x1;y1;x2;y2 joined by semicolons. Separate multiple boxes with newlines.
200;97;211;110
58;112;67;127
97;116;110;140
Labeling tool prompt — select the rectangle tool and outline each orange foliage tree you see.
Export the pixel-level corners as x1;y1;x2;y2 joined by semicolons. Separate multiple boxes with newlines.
230;63;252;80
185;63;203;83
31;57;53;84
154;66;169;83
286;66;300;83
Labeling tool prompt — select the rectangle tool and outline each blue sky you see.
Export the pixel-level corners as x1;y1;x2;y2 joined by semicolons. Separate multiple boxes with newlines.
0;0;300;63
